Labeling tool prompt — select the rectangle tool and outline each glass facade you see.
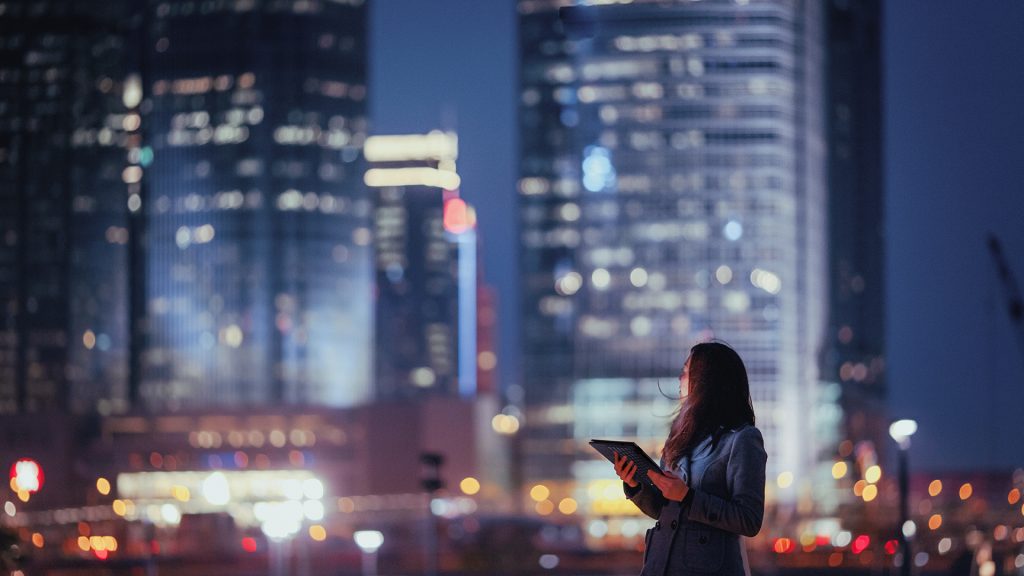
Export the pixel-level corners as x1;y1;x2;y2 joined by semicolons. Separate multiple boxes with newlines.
1;0;373;414
518;0;828;506
139;0;372;410
367;132;477;400
822;0;886;503
0;0;133;414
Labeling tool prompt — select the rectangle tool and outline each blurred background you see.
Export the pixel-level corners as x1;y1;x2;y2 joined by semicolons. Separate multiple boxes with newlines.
1;0;1023;574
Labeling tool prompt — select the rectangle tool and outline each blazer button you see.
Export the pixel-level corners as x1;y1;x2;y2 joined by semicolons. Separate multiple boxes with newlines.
670;520;678;530
655;521;661;530
709;512;719;522
699;535;708;544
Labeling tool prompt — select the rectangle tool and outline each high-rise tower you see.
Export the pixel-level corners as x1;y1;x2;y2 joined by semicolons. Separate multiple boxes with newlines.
365;131;479;400
518;0;828;509
0;0;135;414
136;0;373;410
1;0;373;414
823;0;886;475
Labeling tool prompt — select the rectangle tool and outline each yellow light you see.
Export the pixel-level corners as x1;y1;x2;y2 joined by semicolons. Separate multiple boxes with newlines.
853;480;866;497
460;477;481;496
171;485;191;502
222;324;244;348
103;536;117;551
558;498;578;515
1009;488;1020;505
309;525;327;542
590;498;646;516
959;483;973;500
96;478;111;496
929;514;942;530
9;478;17;492
831;462;848;479
491;414;520;435
477;351;497;371
862;485;878;502
363;132;458;163
112;500;127;516
777;471;794;488
90;536;105;551
364;167;461;190
83;330;97;350
535;500;554;515
799;533;816;547
928;479;942;497
17;490;29;502
864;465;882;484
530;484;550;502
77;536;90;551
31;533;44;548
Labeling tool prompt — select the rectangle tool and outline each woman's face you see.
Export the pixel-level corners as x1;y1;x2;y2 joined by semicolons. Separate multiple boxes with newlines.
679;357;691;398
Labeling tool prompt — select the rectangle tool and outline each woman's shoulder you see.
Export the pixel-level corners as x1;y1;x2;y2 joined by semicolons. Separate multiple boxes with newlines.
729;424;767;461
726;423;764;446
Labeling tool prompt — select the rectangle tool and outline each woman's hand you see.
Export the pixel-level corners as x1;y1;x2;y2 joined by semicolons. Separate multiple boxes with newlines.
647;469;690;502
613;451;639;488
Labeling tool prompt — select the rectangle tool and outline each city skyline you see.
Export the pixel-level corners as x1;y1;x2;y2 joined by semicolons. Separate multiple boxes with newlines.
1;1;1023;573
370;0;1024;473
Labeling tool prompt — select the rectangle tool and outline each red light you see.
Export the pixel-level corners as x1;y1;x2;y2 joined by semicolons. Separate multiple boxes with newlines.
443;198;475;234
815;535;832;547
9;458;44;493
93;549;109;560
773;538;794;554
242;537;258;553
852;535;870;554
884;539;898;555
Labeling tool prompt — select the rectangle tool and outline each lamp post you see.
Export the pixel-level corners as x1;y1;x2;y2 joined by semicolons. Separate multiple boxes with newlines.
889;419;918;576
354;530;384;576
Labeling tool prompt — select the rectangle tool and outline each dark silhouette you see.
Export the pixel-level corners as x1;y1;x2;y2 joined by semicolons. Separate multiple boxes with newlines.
613;341;767;576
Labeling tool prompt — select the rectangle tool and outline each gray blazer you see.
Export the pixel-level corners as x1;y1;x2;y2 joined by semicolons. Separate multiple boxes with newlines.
624;424;767;576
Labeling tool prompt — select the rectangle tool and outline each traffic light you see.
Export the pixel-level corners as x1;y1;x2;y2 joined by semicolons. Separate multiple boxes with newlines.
420;452;444;493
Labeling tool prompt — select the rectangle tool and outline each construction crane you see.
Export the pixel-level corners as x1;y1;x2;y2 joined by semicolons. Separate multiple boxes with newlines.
986;234;1024;366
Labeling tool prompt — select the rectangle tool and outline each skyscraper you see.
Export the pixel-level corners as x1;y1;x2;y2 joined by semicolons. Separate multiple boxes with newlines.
0;0;134;414
365;131;479;400
1;0;374;414
823;0;886;472
138;0;372;410
518;0;828;510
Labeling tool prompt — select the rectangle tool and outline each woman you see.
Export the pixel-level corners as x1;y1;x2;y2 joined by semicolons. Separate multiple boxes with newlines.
612;341;767;576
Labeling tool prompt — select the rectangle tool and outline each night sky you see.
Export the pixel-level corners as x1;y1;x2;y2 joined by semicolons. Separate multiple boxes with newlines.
370;1;1024;472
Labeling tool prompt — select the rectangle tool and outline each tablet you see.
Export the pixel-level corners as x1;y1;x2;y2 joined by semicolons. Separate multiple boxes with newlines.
589;439;664;491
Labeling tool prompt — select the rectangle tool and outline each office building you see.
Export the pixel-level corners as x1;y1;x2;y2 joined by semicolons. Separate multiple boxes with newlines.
0;0;134;414
823;0;886;469
518;0;829;512
136;0;373;410
1;0;374;413
366;131;479;400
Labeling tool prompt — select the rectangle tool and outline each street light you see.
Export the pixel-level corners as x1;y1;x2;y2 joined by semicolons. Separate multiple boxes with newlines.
258;501;303;576
354;530;384;576
889;419;917;576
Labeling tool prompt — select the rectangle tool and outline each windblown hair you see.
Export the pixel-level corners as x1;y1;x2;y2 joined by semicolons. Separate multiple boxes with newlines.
661;341;756;467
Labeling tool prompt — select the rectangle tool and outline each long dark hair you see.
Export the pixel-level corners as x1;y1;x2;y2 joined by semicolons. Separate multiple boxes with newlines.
661;342;755;467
